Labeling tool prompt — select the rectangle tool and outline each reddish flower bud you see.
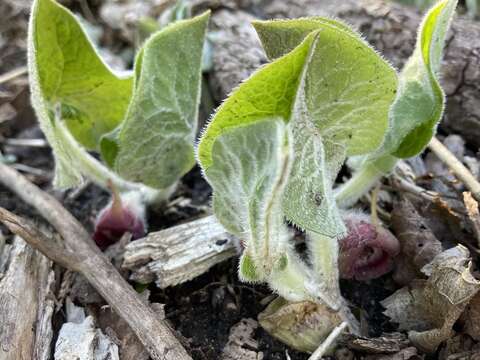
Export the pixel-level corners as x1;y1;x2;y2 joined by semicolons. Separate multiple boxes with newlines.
93;186;146;250
338;212;400;281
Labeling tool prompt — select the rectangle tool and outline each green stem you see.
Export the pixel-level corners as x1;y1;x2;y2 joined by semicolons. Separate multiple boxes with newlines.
55;118;173;204
335;155;398;208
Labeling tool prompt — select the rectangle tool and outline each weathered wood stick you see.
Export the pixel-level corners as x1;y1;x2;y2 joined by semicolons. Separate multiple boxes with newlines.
0;236;54;360
0;162;192;360
123;215;238;288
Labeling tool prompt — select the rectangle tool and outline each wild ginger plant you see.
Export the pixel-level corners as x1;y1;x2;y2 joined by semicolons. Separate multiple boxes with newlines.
28;0;209;246
197;0;457;350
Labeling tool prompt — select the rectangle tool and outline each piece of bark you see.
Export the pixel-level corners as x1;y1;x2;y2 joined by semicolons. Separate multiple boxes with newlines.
0;236;55;360
211;0;480;148
346;333;410;354
221;318;264;360
122;215;237;288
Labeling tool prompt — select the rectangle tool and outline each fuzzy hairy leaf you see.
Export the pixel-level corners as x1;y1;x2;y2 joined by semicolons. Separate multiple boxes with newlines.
254;18;398;156
199;18;398;306
28;0;132;186
253;18;396;241
204;119;292;280
29;0;132;151
111;12;210;189
197;33;316;169
380;0;458;158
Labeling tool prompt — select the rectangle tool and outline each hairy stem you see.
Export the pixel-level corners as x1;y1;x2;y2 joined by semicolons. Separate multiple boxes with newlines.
335;155;398;208
55;114;173;204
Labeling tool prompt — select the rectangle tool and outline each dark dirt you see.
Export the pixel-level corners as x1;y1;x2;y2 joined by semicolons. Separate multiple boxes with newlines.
0;127;398;359
2;0;480;359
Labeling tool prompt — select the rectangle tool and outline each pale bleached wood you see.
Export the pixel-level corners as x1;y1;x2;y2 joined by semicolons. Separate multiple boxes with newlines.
0;236;55;360
54;299;120;360
123;215;238;288
0;163;192;360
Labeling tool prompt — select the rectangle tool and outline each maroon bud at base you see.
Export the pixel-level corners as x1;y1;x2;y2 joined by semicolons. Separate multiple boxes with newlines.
93;188;147;251
338;212;400;281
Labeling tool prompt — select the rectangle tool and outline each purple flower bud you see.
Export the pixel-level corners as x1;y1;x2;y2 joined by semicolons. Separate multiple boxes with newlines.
338;212;400;281
93;186;146;250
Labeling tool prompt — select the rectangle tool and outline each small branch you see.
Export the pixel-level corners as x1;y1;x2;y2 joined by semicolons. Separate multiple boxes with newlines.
123;215;237;287
0;162;192;360
308;321;348;360
0;208;78;270
2;138;48;147
428;137;480;202
0;65;27;85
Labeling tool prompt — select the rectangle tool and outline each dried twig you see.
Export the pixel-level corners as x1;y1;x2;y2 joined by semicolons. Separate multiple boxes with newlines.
0;162;192;360
308;321;348;360
463;192;480;248
2;138;48;147
429;137;480;202
0;66;27;85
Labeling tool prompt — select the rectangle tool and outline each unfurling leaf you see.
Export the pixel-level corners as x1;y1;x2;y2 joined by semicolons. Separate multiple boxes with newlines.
378;0;458;159
204;119;293;281
339;212;400;281
335;0;458;207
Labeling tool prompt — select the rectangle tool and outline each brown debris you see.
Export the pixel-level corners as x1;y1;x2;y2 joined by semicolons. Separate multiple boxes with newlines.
346;333;410;354
382;246;480;353
258;297;342;353
364;347;421;360
221;318;263;360
391;198;443;285
463;192;480;248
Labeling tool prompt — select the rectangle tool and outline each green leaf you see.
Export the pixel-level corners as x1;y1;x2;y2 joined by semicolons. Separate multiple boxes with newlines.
28;0;133;186
111;12;210;189
197;32;317;169
380;0;458;158
29;0;133;150
253;18;398;156
199;18;398;305
204;119;293;280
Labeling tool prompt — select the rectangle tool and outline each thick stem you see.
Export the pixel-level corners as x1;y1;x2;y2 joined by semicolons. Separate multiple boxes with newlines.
335;155;398;208
267;251;310;301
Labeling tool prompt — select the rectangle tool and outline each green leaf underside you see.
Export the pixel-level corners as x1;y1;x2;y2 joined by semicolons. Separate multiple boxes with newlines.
30;0;133;151
205;119;292;280
251;18;396;238
111;12;210;189
197;32;317;170
199;17;400;303
379;0;457;159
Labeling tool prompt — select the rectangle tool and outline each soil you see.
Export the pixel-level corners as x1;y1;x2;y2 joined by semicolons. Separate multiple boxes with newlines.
0;132;398;359
2;1;480;359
